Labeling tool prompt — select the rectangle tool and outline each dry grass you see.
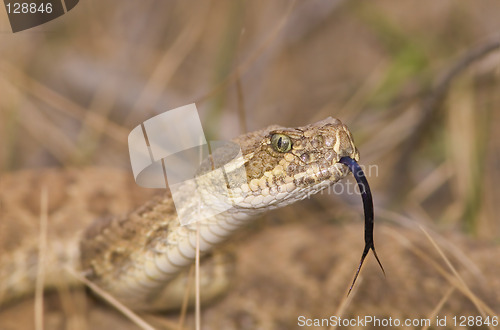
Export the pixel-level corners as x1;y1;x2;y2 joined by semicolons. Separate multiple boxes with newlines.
63;267;157;330
35;187;48;330
1;0;500;329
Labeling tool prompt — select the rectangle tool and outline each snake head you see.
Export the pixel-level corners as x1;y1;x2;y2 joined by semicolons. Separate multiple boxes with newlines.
236;118;384;294
246;117;359;184
229;117;361;210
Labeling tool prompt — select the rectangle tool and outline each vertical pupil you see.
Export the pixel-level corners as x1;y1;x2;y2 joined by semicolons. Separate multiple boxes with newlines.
278;137;283;148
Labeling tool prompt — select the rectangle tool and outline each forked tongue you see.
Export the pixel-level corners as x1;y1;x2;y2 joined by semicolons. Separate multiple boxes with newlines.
339;156;385;295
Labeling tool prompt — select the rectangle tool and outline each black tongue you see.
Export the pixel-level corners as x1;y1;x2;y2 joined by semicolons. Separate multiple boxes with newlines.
339;156;385;295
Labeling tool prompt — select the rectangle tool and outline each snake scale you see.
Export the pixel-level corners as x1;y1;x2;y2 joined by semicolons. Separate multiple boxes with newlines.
0;117;373;311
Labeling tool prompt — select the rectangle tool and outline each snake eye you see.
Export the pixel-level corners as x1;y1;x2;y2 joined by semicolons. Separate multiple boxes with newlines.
271;133;292;153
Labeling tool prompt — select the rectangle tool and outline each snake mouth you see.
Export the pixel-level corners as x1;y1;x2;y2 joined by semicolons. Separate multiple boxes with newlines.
339;156;385;295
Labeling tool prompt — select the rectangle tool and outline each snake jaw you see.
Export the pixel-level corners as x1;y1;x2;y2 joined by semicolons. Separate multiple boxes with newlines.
339;156;385;296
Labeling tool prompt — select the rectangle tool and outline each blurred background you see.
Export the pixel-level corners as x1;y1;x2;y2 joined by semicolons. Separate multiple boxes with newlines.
1;1;500;329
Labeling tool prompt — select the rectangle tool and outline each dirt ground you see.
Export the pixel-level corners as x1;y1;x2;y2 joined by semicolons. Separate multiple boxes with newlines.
1;201;499;329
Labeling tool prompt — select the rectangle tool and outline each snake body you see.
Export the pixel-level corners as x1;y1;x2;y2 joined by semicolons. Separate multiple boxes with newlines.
0;117;359;310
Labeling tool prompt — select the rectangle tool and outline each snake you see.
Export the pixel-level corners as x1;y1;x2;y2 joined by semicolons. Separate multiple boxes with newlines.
0;116;382;311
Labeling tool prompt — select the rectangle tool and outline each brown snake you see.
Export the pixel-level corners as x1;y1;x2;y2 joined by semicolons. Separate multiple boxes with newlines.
0;117;374;311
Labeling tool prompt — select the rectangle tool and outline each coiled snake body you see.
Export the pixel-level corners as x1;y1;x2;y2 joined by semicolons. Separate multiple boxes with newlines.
0;117;362;310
